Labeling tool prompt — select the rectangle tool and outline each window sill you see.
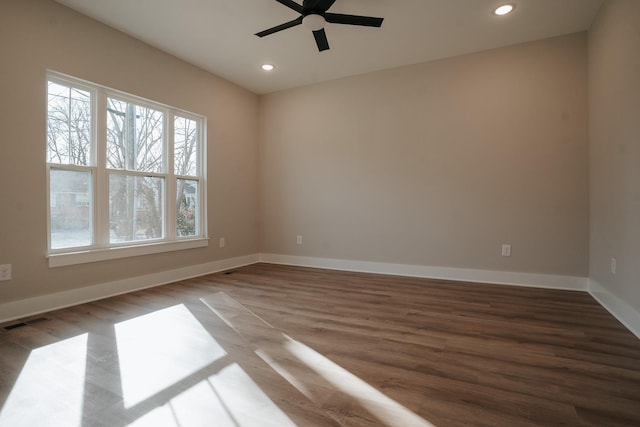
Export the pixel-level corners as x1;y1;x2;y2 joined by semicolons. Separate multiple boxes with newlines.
48;238;209;268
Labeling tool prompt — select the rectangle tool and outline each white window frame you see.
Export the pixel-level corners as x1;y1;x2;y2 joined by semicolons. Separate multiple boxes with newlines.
46;71;208;268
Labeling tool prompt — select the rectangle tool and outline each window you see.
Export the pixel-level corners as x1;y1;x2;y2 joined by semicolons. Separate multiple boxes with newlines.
47;72;207;267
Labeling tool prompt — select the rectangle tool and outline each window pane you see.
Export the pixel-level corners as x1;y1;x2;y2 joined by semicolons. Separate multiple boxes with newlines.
50;169;92;249
177;179;199;237
109;175;164;243
174;116;198;176
107;98;164;173
47;81;92;166
106;98;127;169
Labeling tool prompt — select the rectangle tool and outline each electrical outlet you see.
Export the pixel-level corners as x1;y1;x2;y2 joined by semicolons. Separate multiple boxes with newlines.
297;235;303;245
501;244;512;257
611;257;617;275
0;264;11;281
219;237;225;248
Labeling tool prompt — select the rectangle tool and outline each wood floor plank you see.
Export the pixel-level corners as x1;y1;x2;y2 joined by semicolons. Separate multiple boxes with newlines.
1;263;640;426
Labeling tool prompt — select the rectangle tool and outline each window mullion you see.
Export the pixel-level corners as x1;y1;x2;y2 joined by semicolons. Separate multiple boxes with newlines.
199;118;207;239
166;112;176;241
95;90;108;247
46;163;52;252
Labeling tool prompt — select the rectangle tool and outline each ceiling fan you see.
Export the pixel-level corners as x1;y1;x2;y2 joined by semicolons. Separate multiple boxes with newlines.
255;0;384;52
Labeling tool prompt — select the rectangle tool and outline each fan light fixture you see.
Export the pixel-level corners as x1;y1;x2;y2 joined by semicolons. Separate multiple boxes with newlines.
261;64;275;71
494;4;515;16
302;14;326;31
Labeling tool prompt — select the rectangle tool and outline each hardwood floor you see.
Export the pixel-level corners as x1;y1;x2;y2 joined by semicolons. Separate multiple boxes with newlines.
1;263;640;426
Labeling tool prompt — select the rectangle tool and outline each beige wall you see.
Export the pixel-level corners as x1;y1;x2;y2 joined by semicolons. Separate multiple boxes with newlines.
259;33;590;276
588;0;640;309
0;0;597;309
0;0;259;303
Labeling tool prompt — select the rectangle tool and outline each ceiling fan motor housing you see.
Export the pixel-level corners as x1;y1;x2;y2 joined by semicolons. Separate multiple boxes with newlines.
255;0;384;52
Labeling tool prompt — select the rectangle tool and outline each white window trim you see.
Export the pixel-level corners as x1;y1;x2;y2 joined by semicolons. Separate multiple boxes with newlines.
47;238;209;268
46;71;208;268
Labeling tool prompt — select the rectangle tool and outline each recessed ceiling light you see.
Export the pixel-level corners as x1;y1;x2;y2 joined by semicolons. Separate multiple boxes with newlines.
261;64;275;71
494;4;515;16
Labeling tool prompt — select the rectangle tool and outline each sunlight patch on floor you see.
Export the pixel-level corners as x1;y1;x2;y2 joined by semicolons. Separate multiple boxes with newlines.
115;304;226;408
202;292;436;427
285;335;436;427
127;363;297;427
254;347;314;400
0;333;88;427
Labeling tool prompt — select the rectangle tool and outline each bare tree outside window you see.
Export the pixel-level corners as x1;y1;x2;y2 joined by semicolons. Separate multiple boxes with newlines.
107;98;165;242
106;99;164;172
47;81;93;249
175;116;199;237
47;82;92;166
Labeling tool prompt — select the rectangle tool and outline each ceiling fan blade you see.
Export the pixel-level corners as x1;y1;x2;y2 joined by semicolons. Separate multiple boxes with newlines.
313;29;330;52
274;0;304;14
324;13;384;27
303;0;336;12
255;17;303;37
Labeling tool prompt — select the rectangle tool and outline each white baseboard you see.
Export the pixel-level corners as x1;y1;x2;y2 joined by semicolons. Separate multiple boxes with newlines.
588;279;640;339
259;254;588;291
0;254;260;324
0;252;608;334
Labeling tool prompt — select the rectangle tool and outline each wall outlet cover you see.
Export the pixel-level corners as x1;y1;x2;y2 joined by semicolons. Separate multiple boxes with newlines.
0;264;11;281
501;244;512;257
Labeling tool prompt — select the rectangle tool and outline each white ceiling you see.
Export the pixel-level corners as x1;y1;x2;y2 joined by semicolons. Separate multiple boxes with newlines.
54;0;603;94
